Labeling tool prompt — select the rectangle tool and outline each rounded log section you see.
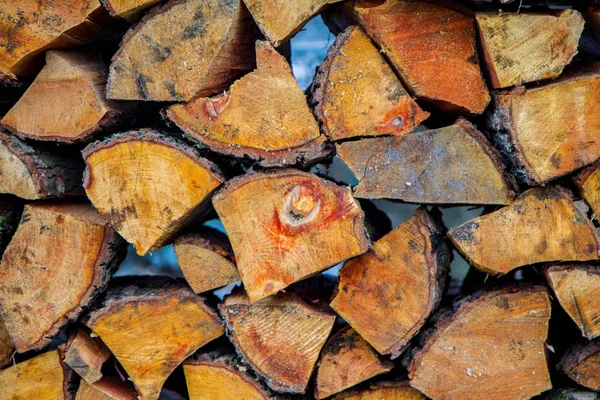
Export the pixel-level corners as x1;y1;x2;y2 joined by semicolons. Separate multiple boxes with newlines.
333;382;425;400
76;378;139;400
558;339;600;391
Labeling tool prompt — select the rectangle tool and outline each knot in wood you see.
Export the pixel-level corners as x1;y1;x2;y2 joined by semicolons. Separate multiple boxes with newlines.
283;185;321;226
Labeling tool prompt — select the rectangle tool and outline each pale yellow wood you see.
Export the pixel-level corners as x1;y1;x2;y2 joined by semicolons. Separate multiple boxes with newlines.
184;363;268;400
0;139;36;199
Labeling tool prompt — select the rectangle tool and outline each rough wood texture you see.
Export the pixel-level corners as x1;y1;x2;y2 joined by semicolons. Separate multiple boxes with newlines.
309;25;428;141
337;119;516;204
76;378;139;400
476;10;584;89
449;186;600;275
213;169;369;302
101;0;162;21
315;325;394;399
331;207;449;358
558;339;600;391
86;280;224;400
220;289;336;393
0;316;13;368
0;201;126;352
64;325;112;384
83;129;224;255
107;0;257;101
408;286;552;400
166;41;330;167
544;265;600;339
333;381;425;400
574;159;600;219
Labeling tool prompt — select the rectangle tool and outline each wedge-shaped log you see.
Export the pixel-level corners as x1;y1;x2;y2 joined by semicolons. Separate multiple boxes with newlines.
76;378;139;400
64;325;111;384
408;286;552;400
558;339;600;391
476;10;584;89
309;26;428;141
450;186;600;274
0;202;125;352
213;169;369;302
574;159;600;218
220;289;336;393
544;265;600;339
107;0;256;101
86;279;224;400
166;41;329;167
337;119;516;204
101;0;162;22
0;316;13;368
83;130;224;255
333;381;425;400
331;207;449;358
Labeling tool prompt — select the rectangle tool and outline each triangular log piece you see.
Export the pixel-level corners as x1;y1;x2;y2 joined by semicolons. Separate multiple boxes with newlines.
82;129;224;255
212;169;369;302
332;381;425;400
64;325;112;384
76;378;139;400
0;316;13;368
558;339;600;391
100;0;162;22
573;159;600;219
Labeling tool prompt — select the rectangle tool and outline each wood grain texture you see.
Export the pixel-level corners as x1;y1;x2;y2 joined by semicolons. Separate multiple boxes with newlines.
100;0;162;21
333;381;425;400
558;339;600;391
64;325;112;384
574;159;600;219
76;378;139;400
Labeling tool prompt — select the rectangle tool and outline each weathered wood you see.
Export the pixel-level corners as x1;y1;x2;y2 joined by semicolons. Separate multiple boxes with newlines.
166;41;330;167
408;286;552;400
64;325;112;384
337;119;517;204
76;378;139;400
0;201;126;352
0;316;13;368
213;169;369;302
331;207;449;358
101;0;162;21
558;339;600;391
573;159;600;219
83;129;224;255
333;381;425;400
449;186;600;275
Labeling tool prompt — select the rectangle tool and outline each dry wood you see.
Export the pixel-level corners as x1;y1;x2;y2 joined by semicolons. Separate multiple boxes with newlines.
0;201;126;352
331;207;449;358
574;159;600;219
107;0;257;101
220;289;336;393
408;286;552;400
83;129;224;255
76;378;139;400
101;0;162;21
166;41;330;167
449;186;600;275
0;316;13;368
333;381;425;400
309;26;428;141
64;325;112;384
337;119;517;204
213;169;369;302
558;339;600;391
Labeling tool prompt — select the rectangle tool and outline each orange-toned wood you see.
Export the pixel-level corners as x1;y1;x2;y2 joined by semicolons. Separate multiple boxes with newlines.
64;325;112;384
0;316;13;368
333;381;425;400
76;378;139;400
558;339;600;391
101;0;162;21
574;159;600;219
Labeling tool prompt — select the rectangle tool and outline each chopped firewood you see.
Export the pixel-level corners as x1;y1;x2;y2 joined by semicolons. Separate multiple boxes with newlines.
64;325;112;384
544;265;600;339
337;119;517;204
76;378;139;400
1;50;130;143
333;381;425;400
0;201;126;352
449;186;600;275
107;0;257;101
475;10;584;89
220;289;336;393
331;207;449;358
558;339;600;391
0;130;83;200
0;197;22;256
82;129;224;255
85;279;224;400
174;228;239;294
408;286;552;400
101;0;162;22
213;169;369;302
573;159;600;219
0;316;13;368
166;41;330;167
488;63;600;184
309;26;428;141
315;325;394;399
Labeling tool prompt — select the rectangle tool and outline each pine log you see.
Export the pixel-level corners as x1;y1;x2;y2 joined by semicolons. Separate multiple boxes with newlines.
82;129;224;255
107;0;257;101
212;169;369;302
315;325;394;399
309;26;429;141
331;207;449;358
0;201;126;352
0;316;13;368
101;0;162;22
333;381;425;400
85;279;224;400
573;159;600;219
558;339;600;391
166;41;330;167
408;286;552;400
76;378;139;400
449;186;600;275
64;325;112;384
220;289;336;393
544;265;600;339
337;119;517;204
0;196;22;257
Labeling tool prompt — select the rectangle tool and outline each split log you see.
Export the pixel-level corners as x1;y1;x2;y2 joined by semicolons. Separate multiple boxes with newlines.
212;169;369;302
64;325;112;384
558;339;600;391
82;129;224;255
309;26;429;141
174;228;240;294
101;0;162;22
0;197;22;256
408;286;552;400
475;10;584;89
488;63;600;185
220;289;336;393
331;207;450;358
336;119;517;204
544;265;600;339
449;186;600;275
333;381;425;400
574;159;600;219
85;279;224;400
0;201;126;352
315;325;394;399
107;0;257;101
0;316;13;368
76;378;139;400
166;41;330;167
